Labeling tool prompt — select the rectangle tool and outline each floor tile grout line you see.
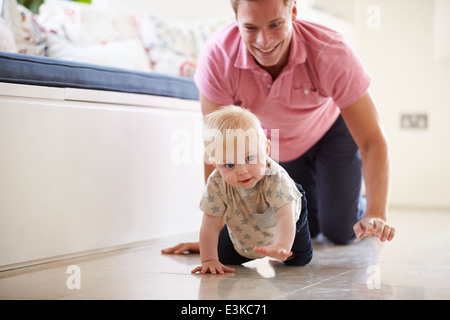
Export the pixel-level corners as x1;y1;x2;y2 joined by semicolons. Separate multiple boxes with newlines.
273;267;362;299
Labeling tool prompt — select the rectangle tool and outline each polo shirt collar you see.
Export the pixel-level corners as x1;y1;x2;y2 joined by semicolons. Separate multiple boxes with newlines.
234;40;255;70
234;21;307;70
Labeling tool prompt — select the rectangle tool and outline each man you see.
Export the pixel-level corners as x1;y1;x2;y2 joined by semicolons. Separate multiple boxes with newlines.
163;0;394;255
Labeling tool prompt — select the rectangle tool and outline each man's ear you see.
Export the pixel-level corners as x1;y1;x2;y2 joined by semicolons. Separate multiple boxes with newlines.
291;1;298;20
266;139;271;156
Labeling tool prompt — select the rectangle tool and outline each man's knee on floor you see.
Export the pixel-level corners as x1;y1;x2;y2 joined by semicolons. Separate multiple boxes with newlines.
322;228;356;245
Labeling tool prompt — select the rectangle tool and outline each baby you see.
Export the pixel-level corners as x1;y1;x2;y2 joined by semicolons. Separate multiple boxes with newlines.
192;105;313;274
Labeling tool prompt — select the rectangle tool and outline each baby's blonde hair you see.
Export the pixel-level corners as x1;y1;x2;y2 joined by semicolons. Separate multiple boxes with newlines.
203;105;267;165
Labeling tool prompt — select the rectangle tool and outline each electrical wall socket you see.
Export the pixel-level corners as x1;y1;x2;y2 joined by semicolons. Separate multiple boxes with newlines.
400;113;428;130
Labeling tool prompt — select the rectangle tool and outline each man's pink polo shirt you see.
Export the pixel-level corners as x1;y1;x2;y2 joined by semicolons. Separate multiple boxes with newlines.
194;19;371;162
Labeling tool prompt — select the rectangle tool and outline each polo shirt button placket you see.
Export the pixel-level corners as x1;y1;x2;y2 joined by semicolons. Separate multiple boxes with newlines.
264;73;272;90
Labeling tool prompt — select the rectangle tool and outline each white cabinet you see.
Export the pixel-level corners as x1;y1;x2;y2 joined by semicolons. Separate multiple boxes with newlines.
0;83;204;269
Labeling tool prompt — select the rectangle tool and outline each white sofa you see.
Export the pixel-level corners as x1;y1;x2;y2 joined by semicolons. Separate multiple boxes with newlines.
0;0;211;270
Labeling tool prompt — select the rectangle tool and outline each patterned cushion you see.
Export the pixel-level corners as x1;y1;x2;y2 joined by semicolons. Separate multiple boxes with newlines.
138;14;231;77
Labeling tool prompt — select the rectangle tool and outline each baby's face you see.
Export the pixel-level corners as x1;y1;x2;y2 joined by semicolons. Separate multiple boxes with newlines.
214;138;270;190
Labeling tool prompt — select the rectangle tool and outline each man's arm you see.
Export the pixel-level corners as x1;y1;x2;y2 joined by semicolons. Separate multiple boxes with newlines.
340;91;395;241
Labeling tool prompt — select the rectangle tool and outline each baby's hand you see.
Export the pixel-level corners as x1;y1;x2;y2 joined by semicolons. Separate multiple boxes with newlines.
254;244;293;261
191;260;235;275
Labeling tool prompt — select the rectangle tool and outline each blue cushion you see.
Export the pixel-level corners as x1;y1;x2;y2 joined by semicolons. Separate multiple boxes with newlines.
0;51;199;100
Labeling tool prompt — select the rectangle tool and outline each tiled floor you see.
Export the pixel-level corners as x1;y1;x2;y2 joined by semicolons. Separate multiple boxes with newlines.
1;208;450;300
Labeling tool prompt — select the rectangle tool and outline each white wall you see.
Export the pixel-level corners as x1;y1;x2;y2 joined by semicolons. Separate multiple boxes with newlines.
316;0;450;208
434;0;450;61
0;85;204;269
355;0;450;208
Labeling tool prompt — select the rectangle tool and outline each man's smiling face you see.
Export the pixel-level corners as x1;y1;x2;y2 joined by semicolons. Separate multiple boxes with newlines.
236;0;297;76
